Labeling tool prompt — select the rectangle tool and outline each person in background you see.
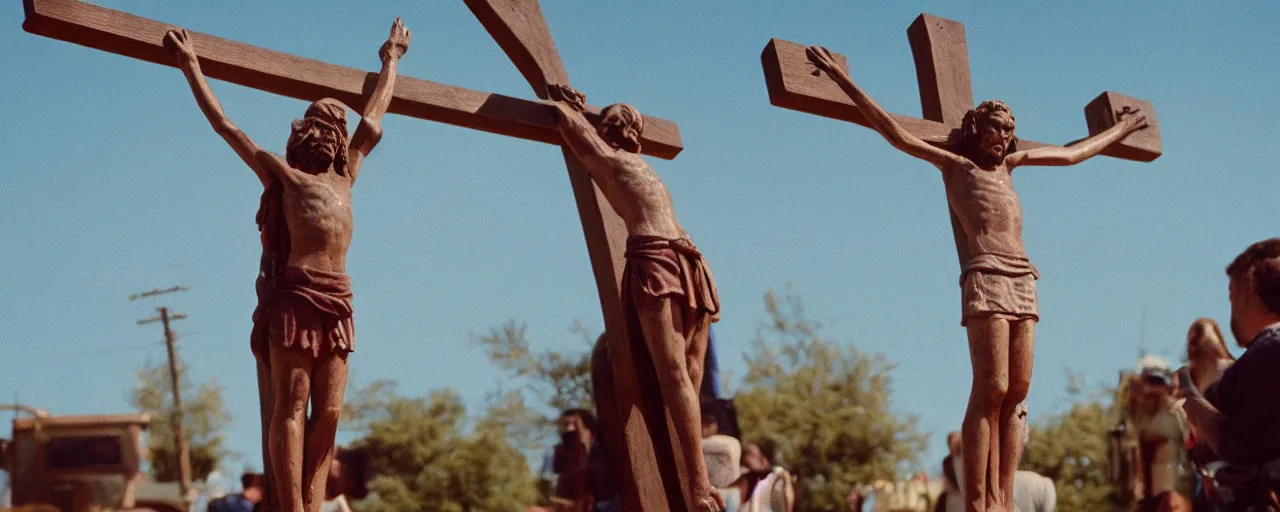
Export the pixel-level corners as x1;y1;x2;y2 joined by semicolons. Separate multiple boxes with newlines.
207;473;265;512
1177;238;1280;510
946;429;1058;512
848;485;872;512
702;404;743;512
552;409;597;512
936;432;964;512
1121;356;1190;511
740;439;795;512
1180;318;1235;395
321;447;369;512
1011;470;1057;512
1175;317;1235;510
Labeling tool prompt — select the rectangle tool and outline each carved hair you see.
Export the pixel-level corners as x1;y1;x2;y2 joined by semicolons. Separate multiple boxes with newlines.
598;103;644;154
286;98;350;176
1226;238;1280;317
949;99;1018;159
1186;317;1233;362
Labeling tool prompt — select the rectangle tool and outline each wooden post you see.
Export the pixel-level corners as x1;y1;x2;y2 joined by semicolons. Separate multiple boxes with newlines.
464;1;689;509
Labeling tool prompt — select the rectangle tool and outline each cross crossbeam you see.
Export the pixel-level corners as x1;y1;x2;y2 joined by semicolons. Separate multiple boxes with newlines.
22;1;693;511
22;0;683;160
761;13;1162;269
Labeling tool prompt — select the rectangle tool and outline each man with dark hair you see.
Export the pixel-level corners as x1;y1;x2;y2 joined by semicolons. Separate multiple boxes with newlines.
1178;238;1280;508
208;473;265;512
553;409;598;512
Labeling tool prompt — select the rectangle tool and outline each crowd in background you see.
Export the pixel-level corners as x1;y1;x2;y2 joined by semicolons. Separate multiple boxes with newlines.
188;239;1280;512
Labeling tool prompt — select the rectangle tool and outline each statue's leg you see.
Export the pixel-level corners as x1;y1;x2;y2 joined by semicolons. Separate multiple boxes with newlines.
684;313;712;397
635;298;721;512
256;355;277;511
962;316;1011;512
302;350;349;512
998;319;1035;510
268;341;315;512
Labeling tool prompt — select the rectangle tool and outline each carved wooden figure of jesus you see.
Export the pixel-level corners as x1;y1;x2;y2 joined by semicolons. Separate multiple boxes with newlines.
807;47;1148;512
164;18;411;512
547;84;725;512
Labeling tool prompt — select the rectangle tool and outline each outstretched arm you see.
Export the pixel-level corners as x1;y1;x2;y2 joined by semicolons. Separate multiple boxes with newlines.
547;85;617;167
1006;107;1148;168
806;46;964;169
164;29;274;187
348;17;412;182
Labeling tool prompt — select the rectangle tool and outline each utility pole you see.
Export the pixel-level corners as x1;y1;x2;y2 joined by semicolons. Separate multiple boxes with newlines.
132;286;192;509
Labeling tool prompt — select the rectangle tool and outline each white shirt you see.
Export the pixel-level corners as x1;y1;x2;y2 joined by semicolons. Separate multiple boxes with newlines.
949;458;1056;512
1012;471;1056;512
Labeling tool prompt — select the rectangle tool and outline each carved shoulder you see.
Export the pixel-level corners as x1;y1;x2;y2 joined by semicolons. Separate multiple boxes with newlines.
255;152;294;184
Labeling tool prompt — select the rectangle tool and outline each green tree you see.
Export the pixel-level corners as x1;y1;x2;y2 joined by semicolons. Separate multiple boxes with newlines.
1021;400;1118;511
473;319;596;445
348;383;540;512
735;286;927;511
1020;375;1125;512
130;358;233;482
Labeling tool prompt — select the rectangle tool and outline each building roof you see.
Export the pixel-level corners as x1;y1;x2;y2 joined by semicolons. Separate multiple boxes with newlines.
13;413;151;431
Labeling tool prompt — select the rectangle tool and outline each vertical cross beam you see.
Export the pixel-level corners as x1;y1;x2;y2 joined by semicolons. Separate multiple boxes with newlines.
465;1;687;510
907;14;976;271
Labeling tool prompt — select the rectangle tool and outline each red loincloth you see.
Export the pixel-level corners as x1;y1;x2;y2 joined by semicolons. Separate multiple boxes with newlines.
621;235;721;333
251;181;355;359
959;251;1039;327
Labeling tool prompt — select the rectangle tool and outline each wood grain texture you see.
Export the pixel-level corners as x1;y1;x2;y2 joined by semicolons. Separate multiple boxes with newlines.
1084;92;1162;162
907;14;974;126
464;0;569;98
562;147;680;512
21;0;683;159
906;13;976;275
466;2;686;510
762;38;954;144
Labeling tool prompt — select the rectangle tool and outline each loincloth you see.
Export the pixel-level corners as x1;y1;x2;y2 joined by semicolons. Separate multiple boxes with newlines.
622;235;721;332
960;251;1039;327
251;266;355;359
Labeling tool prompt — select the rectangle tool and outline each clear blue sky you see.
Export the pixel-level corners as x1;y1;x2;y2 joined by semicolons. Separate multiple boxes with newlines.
3;0;1278;480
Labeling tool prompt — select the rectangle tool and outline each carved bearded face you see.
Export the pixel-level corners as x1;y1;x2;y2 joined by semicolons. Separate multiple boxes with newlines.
286;98;349;175
977;109;1016;161
597;103;644;154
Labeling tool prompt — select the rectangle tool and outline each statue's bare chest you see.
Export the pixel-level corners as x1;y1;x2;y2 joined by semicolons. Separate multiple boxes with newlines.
944;166;1021;213
283;173;353;233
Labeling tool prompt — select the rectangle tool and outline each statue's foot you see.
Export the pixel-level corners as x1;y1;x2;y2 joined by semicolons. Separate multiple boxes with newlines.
692;486;726;512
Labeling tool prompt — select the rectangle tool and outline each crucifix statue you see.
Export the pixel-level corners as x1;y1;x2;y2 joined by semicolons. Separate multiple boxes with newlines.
465;3;719;510
163;17;410;512
545;83;724;512
24;0;692;510
762;14;1161;512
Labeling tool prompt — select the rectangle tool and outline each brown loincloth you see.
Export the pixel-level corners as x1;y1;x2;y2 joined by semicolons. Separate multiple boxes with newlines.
622;235;721;328
251;180;355;359
252;266;355;358
960;251;1039;327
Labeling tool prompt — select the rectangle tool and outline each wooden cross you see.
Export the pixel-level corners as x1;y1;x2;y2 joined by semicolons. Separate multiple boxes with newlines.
24;0;687;510
761;13;1162;271
463;2;691;511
